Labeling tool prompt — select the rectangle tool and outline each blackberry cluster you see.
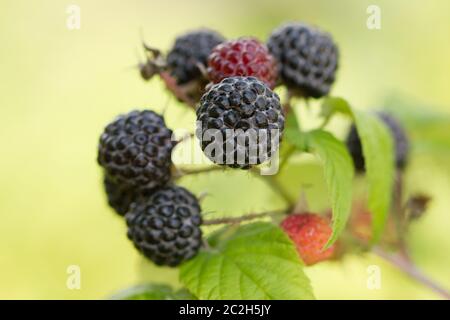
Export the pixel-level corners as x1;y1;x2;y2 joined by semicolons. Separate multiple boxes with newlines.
167;29;225;85
207;38;278;88
346;112;410;172
126;185;203;266
267;22;338;98
98;110;175;190
196;76;285;169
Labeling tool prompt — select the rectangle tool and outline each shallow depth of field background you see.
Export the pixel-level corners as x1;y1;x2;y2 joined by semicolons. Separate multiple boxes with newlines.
0;0;449;299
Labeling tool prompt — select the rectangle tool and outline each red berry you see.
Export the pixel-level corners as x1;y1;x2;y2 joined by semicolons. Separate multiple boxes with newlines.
280;213;335;266
207;38;278;88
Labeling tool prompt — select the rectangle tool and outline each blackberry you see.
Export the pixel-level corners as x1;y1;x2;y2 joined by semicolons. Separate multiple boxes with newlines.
167;29;225;85
125;185;203;267
267;22;339;98
98;110;175;189
196;76;284;169
103;175;154;216
207;37;278;88
346;112;410;172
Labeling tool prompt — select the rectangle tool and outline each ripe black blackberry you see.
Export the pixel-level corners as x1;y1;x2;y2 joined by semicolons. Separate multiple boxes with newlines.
346;112;410;172
125;185;203;267
167;29;225;85
267;22;338;98
98;110;175;190
196;76;285;169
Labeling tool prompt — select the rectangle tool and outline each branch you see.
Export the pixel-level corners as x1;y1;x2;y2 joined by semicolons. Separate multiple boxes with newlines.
174;166;224;180
203;209;287;226
373;246;450;300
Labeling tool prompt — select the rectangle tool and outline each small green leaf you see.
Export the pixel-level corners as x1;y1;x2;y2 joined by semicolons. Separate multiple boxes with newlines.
180;222;315;300
284;112;307;150
321;97;396;244
353;112;395;243
320;96;352;121
110;284;196;300
306;130;354;247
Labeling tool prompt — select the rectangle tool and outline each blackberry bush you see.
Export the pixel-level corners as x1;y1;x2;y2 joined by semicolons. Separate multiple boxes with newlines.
99;21;444;301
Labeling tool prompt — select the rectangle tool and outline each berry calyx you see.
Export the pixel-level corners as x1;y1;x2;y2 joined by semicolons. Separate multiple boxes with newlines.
267;22;338;98
196;76;285;169
281;213;335;266
125;185;203;267
97;110;175;190
207;38;278;88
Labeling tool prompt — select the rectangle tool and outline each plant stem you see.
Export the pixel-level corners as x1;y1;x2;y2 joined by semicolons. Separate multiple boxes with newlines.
202;209;287;226
373;246;450;300
174;166;224;180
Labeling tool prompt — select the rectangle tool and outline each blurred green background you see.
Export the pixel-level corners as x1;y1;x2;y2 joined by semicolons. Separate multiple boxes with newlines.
0;0;449;299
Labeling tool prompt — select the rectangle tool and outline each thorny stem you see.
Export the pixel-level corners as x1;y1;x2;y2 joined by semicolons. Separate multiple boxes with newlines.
202;209;287;226
372;246;450;300
175;166;224;180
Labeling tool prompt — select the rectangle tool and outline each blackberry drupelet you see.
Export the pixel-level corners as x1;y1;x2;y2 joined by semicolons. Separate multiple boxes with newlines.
207;37;278;88
267;22;338;98
346;112;410;172
196;76;285;169
125;185;203;266
167;29;225;85
98;110;175;189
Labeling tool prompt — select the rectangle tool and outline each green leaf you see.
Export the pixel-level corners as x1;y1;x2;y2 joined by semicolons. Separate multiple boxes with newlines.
306;130;354;247
284;105;354;247
284;111;307;150
180;222;315;300
109;284;196;300
320;96;352;121
353;112;395;242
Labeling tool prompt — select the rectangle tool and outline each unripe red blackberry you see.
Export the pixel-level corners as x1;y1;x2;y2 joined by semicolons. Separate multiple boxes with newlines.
97;110;175;190
281;213;336;266
267;22;338;98
125;185;203;267
196;76;284;169
207;38;278;88
167;29;225;85
346;112;410;172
